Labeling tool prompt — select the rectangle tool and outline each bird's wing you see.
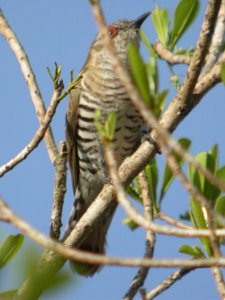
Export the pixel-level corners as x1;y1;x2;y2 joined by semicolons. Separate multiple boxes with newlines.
65;71;83;194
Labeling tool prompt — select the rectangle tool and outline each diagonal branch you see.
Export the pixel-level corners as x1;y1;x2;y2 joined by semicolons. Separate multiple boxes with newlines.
203;0;225;73
0;9;58;164
146;267;193;300
158;213;192;230
0;82;64;177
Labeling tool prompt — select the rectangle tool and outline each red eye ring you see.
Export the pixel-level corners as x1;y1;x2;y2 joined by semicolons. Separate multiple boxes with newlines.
108;26;118;38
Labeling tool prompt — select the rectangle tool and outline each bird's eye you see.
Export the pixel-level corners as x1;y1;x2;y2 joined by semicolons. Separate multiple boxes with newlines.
108;26;118;38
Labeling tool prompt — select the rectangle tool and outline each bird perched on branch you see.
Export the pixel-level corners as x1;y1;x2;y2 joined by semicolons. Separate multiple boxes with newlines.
64;12;150;276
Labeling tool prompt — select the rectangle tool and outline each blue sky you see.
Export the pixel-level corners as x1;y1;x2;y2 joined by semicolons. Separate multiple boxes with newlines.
0;1;224;299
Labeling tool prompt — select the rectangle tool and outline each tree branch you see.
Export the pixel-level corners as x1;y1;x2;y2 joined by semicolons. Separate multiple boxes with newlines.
203;0;225;73
0;83;64;177
154;41;191;65
0;9;58;164
1;195;225;274
211;267;225;299
158;213;192;230
146;267;193;300
49;141;68;239
0;186;224;300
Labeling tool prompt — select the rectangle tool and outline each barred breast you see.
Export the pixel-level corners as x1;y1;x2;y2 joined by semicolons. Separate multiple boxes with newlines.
77;65;142;207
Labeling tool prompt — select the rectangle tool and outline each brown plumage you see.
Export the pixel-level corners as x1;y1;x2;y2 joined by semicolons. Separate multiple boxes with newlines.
64;12;150;276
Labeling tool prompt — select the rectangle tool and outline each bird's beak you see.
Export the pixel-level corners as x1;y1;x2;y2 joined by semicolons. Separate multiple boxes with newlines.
131;12;151;29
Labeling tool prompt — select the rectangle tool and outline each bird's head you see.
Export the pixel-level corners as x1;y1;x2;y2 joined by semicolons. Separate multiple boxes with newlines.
87;12;150;66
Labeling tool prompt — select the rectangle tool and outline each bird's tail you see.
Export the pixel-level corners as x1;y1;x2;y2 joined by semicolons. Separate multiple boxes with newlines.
70;221;108;276
62;192;117;276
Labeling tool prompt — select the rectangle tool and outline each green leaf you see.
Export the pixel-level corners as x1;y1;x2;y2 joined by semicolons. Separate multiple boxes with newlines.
127;177;143;204
190;200;207;230
127;184;142;203
197;152;219;201
146;56;158;96
189;151;220;202
47;62;63;89
188;148;223;256
160;138;191;202
169;0;200;49
95;109;101;121
190;203;211;256
94;109;103;136
209;144;218;162
188;161;201;191
0;290;17;300
95;110;117;142
179;244;205;258
221;64;225;86
210;144;219;174
0;234;24;269
122;217;139;230
24;270;73;298
215;196;225;219
145;159;158;212
188;153;214;256
104;112;116;142
128;44;152;107
154;89;168;117
45;272;72;292
179;211;191;221
217;166;225;184
140;31;157;58
215;196;225;245
151;6;169;46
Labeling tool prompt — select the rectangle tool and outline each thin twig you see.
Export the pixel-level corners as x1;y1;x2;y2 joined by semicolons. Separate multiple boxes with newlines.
0;9;58;164
154;41;191;65
158;213;192;230
123;171;156;300
50;141;67;239
0;83;64;177
146;267;193;300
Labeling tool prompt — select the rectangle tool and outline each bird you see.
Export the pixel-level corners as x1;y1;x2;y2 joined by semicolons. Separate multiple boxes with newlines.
64;12;150;276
